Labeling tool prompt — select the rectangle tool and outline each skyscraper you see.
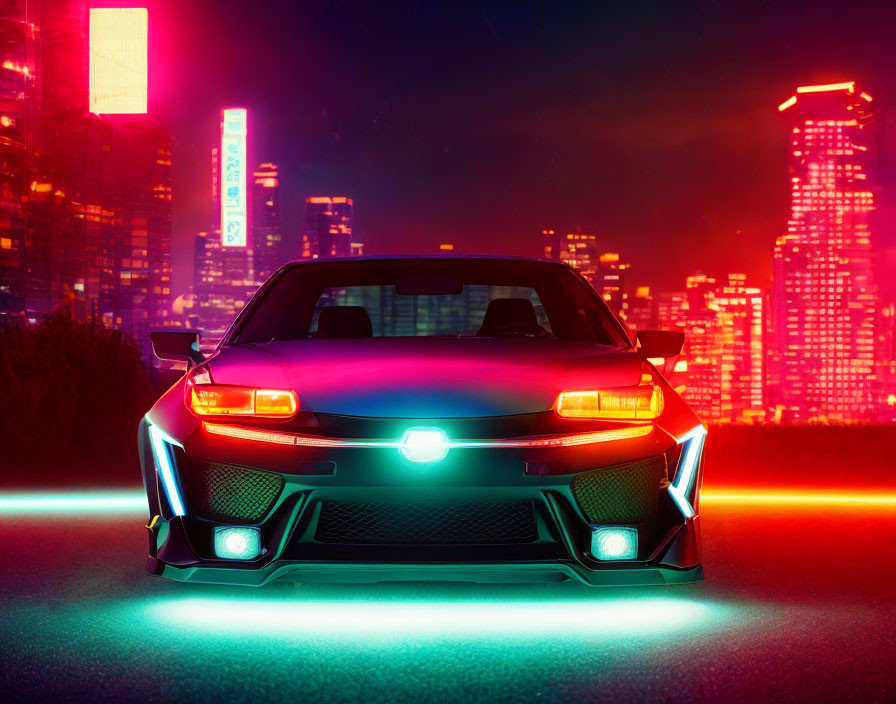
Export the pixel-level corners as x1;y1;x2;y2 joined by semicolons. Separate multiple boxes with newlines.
302;196;354;258
193;230;254;346
594;252;630;317
0;2;172;352
251;162;284;282
661;274;764;424
541;229;598;278
772;82;879;422
0;3;38;322
678;275;722;422
624;286;654;333
191;113;256;341
713;274;764;424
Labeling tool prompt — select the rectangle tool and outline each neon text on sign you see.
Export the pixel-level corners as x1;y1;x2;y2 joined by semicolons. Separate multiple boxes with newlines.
221;108;248;247
88;8;148;114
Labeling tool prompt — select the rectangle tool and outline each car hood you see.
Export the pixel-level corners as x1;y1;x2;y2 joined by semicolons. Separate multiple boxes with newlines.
206;338;641;418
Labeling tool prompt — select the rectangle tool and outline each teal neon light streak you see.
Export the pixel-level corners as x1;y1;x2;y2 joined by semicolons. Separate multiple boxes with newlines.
147;421;186;516
0;492;147;513
669;425;707;518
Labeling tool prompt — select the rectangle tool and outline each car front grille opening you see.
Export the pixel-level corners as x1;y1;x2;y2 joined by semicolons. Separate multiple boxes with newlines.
315;500;539;545
184;462;284;523
572;456;667;524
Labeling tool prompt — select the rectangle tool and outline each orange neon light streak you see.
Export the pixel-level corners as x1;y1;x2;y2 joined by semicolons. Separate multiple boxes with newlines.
701;490;896;506
796;82;855;94
203;422;651;448
859;91;873;102
777;95;797;112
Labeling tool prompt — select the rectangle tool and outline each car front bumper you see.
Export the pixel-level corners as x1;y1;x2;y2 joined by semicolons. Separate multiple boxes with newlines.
138;413;705;587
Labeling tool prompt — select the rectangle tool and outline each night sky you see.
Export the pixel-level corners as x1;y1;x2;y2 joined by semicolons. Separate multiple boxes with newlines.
149;0;896;296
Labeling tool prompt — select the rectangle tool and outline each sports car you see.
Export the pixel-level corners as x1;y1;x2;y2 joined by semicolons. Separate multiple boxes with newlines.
140;255;706;586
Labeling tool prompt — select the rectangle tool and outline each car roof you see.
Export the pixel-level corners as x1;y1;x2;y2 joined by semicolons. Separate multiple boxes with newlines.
280;254;570;267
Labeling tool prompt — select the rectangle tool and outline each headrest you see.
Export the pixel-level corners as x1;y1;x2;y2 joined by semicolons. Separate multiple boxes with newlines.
477;297;538;336
314;306;373;338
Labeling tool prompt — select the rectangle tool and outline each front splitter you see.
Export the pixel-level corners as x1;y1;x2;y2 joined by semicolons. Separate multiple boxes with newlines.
150;558;703;587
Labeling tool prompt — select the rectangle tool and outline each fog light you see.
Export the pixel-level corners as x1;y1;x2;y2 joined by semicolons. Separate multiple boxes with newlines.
591;526;638;561
214;527;261;560
399;428;449;463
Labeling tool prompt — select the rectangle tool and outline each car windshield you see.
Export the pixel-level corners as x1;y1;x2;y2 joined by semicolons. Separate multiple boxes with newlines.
232;259;628;345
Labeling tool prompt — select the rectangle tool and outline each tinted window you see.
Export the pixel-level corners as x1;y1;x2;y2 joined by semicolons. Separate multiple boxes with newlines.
310;285;550;337
233;259;627;345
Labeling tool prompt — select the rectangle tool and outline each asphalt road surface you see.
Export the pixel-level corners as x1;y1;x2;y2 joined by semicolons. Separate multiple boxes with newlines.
2;495;895;704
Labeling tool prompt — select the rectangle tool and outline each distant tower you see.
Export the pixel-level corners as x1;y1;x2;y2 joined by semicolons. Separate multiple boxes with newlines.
625;286;654;333
594;252;630;316
673;274;764;424
192;230;255;345
772;82;879;422
541;229;599;277
251;163;284;282
713;274;765;424
302;197;354;258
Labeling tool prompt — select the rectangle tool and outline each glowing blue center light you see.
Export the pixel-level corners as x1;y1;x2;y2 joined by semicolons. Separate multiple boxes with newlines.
399;428;450;463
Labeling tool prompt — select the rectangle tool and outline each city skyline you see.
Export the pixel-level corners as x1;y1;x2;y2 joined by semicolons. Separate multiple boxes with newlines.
2;1;896;424
157;0;896;299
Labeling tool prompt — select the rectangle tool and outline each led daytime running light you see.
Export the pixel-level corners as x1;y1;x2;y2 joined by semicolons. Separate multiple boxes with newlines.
203;422;652;448
668;425;707;519
147;422;186;516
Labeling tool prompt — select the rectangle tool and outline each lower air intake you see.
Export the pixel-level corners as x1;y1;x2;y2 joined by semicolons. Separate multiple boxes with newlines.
184;462;283;523
573;456;667;524
315;500;538;544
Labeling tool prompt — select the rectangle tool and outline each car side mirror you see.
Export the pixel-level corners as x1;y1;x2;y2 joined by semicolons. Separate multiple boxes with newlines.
636;330;684;358
150;330;204;365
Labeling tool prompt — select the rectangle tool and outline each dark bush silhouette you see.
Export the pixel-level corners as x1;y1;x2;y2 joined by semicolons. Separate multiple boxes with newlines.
0;313;154;486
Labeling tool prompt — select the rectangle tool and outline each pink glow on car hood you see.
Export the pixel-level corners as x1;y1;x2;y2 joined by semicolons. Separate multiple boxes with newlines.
207;338;640;418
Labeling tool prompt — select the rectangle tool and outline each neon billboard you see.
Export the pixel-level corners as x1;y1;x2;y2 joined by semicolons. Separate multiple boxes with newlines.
221;108;248;247
88;8;148;115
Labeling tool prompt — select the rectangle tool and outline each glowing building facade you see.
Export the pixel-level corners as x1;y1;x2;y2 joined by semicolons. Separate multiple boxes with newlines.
251;162;284;282
302;197;355;258
713;275;765;424
0;2;171;352
541;229;598;278
772;82;879;423
594;252;630;318
623;286;654;334
656;274;764;424
878;304;896;421
192;117;260;341
193;230;255;346
0;3;38;321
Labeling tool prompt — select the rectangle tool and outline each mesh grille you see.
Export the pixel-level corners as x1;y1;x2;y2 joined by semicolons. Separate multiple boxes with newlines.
573;456;666;524
315;500;538;544
185;462;283;523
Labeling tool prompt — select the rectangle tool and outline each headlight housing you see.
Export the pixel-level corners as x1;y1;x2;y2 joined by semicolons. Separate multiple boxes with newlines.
185;368;298;419
555;384;663;420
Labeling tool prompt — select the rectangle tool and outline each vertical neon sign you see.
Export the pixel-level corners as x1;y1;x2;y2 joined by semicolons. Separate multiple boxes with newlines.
221;108;248;247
